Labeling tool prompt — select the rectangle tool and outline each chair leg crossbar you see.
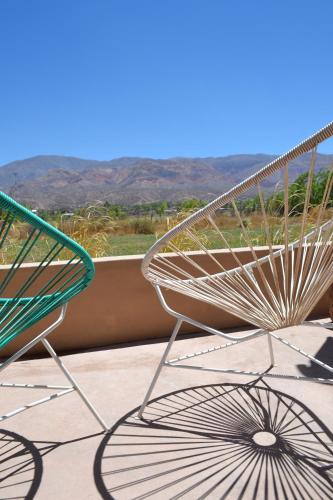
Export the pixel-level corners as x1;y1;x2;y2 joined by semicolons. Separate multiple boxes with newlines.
0;305;108;431
138;287;333;419
0;384;74;422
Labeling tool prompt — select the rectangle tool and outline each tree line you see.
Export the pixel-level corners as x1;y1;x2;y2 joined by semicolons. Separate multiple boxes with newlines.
238;170;333;216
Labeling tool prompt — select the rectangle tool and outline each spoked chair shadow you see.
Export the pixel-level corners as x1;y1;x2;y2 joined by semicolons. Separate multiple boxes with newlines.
94;382;333;499
0;430;105;499
0;428;43;500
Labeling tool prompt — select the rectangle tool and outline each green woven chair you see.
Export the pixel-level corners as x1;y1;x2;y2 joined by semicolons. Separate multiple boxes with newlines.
0;191;107;430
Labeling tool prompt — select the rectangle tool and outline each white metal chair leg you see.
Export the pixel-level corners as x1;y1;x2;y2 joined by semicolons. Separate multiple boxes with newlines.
138;282;333;421
138;286;267;419
138;319;183;419
0;304;109;431
42;339;109;431
0;304;68;373
270;331;333;376
267;333;275;366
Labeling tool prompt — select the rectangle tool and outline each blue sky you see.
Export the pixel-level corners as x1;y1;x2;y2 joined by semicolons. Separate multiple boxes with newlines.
0;0;332;165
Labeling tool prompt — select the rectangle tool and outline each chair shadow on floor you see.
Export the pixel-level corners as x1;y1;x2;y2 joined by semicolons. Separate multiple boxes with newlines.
94;380;333;500
297;336;333;378
0;429;104;499
0;428;43;500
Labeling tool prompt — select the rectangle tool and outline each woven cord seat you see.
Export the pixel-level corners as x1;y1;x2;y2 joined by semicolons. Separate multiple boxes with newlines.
0;192;108;429
139;122;333;418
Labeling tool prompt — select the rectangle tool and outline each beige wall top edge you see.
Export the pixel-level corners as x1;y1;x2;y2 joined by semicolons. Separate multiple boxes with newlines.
0;245;284;270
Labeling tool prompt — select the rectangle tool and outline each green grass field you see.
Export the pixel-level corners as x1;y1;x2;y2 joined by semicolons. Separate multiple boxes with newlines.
106;223;302;256
108;234;157;256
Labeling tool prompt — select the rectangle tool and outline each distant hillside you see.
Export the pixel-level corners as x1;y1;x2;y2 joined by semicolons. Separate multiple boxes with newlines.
1;153;332;209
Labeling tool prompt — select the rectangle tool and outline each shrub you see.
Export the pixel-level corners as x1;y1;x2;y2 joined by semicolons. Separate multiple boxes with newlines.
129;218;155;235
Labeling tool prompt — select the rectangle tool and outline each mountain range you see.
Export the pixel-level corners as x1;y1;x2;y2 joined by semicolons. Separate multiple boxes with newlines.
0;153;332;209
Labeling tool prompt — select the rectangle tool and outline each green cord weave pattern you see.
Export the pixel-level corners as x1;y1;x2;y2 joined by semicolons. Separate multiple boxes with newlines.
0;192;95;350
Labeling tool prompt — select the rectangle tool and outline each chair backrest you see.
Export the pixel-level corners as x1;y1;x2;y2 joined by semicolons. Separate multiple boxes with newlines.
142;122;333;330
0;192;94;350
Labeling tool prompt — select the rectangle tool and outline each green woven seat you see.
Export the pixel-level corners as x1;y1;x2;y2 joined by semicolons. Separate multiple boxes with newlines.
0;191;107;429
0;191;94;350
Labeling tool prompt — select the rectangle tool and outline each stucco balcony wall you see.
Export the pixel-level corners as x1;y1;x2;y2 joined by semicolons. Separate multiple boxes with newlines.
1;247;330;357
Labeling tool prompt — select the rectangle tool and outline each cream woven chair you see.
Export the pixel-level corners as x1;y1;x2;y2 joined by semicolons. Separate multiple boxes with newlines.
138;122;333;418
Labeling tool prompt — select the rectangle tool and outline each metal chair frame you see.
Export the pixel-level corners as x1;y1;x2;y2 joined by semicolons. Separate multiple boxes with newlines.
0;303;108;429
138;286;333;418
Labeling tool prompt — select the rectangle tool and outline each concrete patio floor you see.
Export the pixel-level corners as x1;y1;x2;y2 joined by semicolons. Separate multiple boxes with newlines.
1;321;333;499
